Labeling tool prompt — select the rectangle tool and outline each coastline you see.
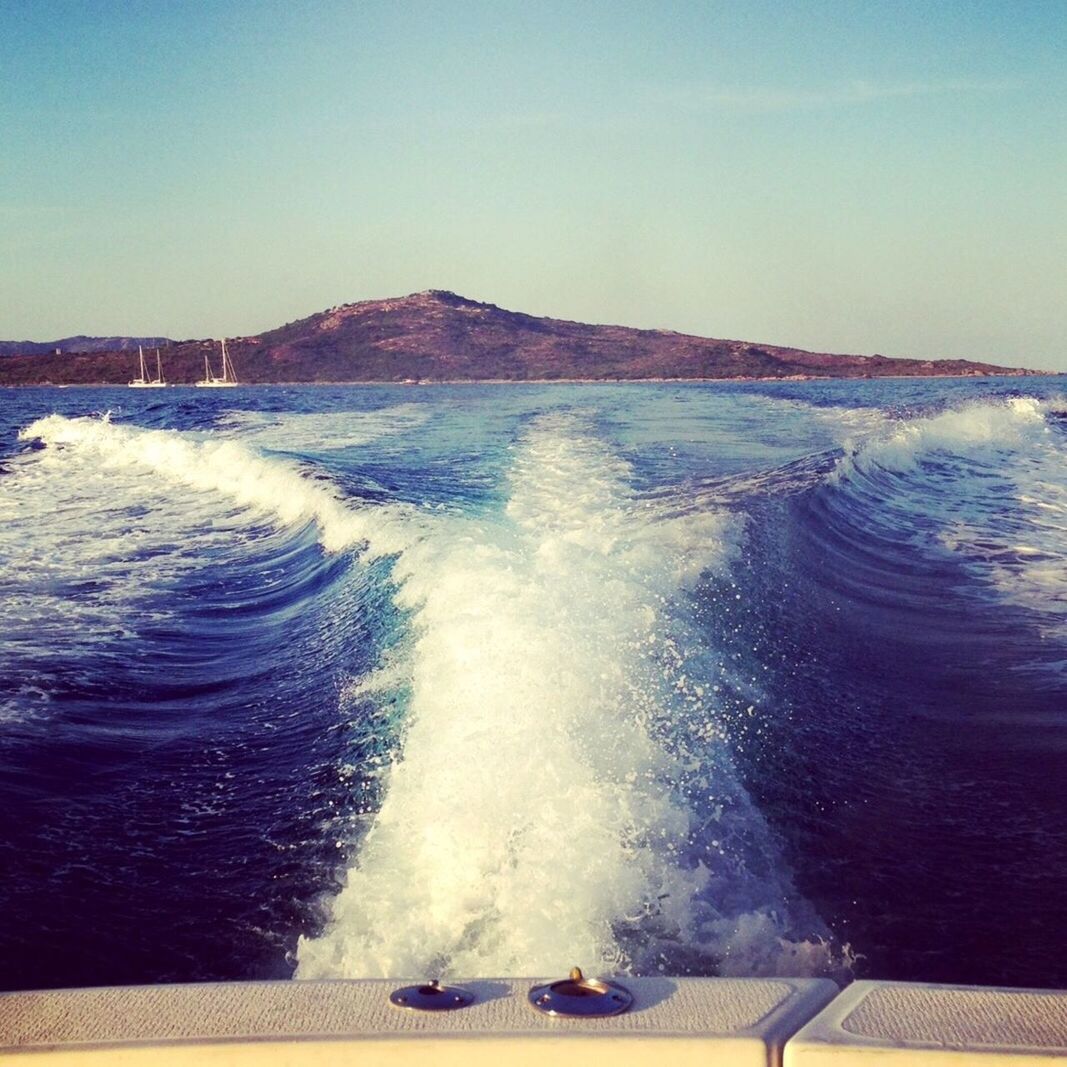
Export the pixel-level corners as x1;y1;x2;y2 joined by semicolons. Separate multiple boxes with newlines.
2;370;1055;389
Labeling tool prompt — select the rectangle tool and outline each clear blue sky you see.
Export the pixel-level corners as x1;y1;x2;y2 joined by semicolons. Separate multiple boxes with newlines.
2;1;1064;367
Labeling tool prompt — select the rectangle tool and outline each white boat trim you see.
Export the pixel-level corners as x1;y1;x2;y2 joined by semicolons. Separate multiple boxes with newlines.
0;975;835;1065
1;976;1063;1065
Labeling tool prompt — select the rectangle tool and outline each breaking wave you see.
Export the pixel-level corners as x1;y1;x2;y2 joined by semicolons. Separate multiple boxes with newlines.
828;396;1067;635
19;412;424;556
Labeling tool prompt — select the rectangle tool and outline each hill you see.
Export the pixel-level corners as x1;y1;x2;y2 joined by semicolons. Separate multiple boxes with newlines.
0;291;1041;385
0;336;171;357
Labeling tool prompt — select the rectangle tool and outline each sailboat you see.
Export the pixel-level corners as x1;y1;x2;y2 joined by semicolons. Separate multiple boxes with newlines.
195;339;238;388
127;345;167;388
128;345;165;388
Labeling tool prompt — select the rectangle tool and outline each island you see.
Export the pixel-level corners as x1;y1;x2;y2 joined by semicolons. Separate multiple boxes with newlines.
0;290;1043;385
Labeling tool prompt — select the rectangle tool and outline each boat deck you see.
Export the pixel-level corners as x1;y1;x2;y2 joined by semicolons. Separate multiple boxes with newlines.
2;976;1065;1065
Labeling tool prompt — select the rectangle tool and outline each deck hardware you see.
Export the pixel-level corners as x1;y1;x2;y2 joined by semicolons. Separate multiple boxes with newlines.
528;966;633;1017
389;979;475;1011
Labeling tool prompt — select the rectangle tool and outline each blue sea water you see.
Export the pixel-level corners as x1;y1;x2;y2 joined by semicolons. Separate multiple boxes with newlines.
1;377;1066;991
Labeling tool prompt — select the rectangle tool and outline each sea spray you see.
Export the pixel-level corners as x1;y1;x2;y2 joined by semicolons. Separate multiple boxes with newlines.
296;413;845;979
839;395;1049;475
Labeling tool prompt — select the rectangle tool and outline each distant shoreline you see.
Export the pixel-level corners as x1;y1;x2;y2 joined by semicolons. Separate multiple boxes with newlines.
4;371;1055;389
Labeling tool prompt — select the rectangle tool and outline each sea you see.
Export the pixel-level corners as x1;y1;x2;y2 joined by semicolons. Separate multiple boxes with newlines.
1;376;1065;993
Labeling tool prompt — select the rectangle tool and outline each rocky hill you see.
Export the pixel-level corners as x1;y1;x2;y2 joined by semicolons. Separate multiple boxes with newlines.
0;291;1040;385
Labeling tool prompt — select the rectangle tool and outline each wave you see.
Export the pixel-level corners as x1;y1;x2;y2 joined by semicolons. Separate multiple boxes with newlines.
3;414;364;727
841;395;1051;473
8;383;1067;991
18;413;423;557
823;397;1067;635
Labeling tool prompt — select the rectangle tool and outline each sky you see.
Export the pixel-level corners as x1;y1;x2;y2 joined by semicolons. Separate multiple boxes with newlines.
1;0;1064;368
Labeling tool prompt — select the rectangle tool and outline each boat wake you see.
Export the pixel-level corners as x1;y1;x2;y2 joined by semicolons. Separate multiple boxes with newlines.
17;409;852;982
294;412;847;979
6;381;1067;991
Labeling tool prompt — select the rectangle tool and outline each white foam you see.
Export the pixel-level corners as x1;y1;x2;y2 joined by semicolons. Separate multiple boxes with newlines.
844;396;1048;474
297;413;844;980
0;427;233;664
18;414;423;557
749;395;890;446
1;419;283;722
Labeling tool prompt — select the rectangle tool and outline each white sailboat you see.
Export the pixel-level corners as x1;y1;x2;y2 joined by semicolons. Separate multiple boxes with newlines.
128;345;167;388
195;339;238;388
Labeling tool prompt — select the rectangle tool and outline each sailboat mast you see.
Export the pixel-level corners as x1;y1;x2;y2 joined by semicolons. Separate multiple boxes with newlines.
221;338;230;382
155;349;163;384
138;345;147;381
